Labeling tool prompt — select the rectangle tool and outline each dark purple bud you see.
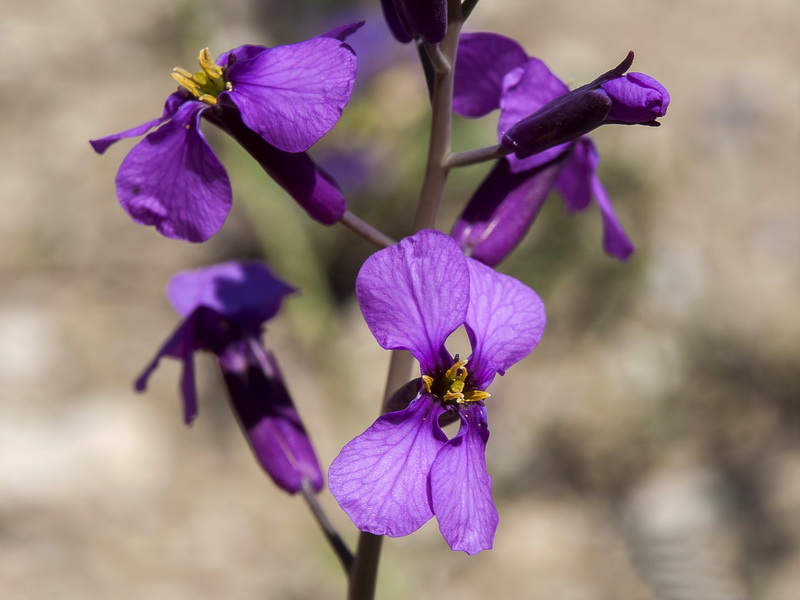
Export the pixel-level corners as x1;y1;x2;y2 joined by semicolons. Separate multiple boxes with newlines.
219;344;324;494
452;155;567;267
382;0;447;44
501;89;613;159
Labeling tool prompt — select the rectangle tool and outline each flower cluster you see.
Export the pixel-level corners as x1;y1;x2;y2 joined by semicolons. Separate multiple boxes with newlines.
93;6;670;569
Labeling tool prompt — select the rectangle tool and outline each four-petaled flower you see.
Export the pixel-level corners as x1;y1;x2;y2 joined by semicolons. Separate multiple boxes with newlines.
136;261;324;494
451;33;669;265
328;230;546;554
90;26;361;242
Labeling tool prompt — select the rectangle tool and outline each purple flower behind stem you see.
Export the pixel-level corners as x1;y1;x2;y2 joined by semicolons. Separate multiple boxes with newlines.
136;261;323;494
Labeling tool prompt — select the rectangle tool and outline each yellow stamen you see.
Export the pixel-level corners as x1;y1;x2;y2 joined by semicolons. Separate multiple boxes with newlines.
424;359;490;405
172;48;228;106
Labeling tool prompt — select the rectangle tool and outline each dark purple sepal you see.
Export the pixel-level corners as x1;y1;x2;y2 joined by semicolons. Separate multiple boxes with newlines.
216;107;346;224
219;345;324;494
501;89;613;158
452;156;566;267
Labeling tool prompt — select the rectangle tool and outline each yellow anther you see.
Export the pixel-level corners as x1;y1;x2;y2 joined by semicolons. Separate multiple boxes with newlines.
444;359;469;382
172;48;227;104
422;375;434;393
198;48;224;80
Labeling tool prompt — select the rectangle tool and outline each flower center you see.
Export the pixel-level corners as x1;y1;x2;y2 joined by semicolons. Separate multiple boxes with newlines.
171;48;231;106
422;358;490;405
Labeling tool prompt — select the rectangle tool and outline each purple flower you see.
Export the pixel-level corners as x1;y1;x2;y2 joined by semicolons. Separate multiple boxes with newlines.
380;0;447;44
136;261;323;494
90;27;361;242
451;33;670;265
328;230;546;554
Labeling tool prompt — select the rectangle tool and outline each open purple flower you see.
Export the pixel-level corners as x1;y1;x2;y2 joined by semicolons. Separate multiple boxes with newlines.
328;230;546;554
136;261;323;494
451;32;669;265
90;27;361;242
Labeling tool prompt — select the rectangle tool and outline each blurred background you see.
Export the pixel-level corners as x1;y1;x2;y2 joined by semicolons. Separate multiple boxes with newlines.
1;0;798;598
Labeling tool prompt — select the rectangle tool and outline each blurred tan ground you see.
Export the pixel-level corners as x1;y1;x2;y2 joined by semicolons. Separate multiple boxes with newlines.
1;0;798;598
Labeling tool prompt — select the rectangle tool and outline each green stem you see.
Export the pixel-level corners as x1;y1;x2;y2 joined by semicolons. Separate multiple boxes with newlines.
339;210;397;249
445;143;508;169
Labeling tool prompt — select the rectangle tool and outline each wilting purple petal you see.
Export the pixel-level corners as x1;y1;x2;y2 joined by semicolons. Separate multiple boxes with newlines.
452;156;565;267
356;230;469;374
167;261;295;330
328;396;447;536
220;346;323;493
601;72;670;123
134;307;222;424
115;101;232;242
453;33;528;118
430;405;498;555
464;259;546;388
90;93;186;154
224;37;357;153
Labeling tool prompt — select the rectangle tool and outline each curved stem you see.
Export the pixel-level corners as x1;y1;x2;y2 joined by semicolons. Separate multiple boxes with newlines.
445;143;507;169
300;481;354;573
340;210;397;249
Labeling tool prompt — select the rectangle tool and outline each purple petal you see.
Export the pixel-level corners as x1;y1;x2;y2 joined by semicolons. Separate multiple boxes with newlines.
356;230;469;374
224;37;357;152
453;33;529;118
558;139;634;260
216;45;268;68
498;58;570;138
430;404;498;555
167;261;295;329
90;92;186;154
555;141;593;212
601;72;670;123
328;395;447;536
134;308;222;425
320;20;365;42
220;345;323;494
452;156;565;267
115;101;232;242
464;259;546;389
